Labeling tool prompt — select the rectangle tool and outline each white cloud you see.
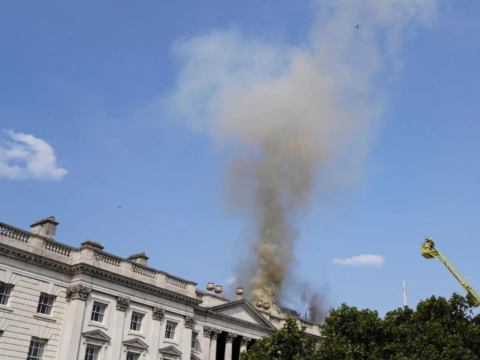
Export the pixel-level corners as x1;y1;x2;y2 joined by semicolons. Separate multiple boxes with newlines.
226;277;236;285
0;130;67;180
332;254;385;267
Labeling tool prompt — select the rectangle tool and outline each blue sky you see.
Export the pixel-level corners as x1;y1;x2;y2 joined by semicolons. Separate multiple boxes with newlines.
1;0;480;318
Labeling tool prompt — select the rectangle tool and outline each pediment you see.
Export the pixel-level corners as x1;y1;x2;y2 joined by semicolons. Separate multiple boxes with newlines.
208;299;275;329
191;354;201;360
82;330;111;343
123;338;149;350
159;345;183;356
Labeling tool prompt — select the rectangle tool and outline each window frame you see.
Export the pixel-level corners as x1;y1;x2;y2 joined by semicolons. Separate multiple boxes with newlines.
37;293;55;315
84;344;100;360
126;351;140;360
130;311;144;332
0;282;13;306
27;337;47;360
164;320;178;341
191;331;199;351
90;301;107;324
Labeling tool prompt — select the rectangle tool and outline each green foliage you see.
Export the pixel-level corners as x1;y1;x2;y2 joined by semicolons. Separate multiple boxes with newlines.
241;293;480;360
240;316;319;360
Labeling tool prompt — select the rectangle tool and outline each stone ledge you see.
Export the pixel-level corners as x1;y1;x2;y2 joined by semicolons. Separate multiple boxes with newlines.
33;313;57;323
0;305;14;313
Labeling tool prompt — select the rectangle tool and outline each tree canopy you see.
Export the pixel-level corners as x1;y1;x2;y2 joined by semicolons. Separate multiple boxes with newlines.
242;293;480;360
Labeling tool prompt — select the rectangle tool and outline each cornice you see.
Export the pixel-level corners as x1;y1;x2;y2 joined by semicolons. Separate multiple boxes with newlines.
72;264;201;306
0;243;202;307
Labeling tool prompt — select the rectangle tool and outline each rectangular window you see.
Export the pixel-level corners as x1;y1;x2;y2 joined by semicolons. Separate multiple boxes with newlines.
0;282;12;305
84;345;100;360
130;312;144;332
37;293;55;315
91;302;107;323
126;352;140;360
165;321;177;340
191;332;198;350
27;338;46;360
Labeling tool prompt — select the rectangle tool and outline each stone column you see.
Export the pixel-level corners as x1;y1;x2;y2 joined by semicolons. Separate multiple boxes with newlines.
209;329;222;360
110;296;130;359
57;285;91;359
182;316;196;360
224;333;237;360
202;326;213;360
240;337;251;354
151;305;166;351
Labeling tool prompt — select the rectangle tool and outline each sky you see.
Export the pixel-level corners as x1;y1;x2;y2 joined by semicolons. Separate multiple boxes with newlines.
1;0;480;318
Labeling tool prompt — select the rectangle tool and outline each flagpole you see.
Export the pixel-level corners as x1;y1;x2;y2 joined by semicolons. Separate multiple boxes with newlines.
403;278;407;306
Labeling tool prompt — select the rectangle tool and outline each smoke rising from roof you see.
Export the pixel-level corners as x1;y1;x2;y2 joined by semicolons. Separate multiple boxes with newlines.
166;0;437;318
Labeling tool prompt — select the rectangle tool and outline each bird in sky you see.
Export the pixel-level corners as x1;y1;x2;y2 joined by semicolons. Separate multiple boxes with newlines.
355;24;362;29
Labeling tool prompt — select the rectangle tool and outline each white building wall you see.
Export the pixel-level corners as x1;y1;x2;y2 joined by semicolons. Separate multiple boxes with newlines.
0;216;322;360
0;265;67;360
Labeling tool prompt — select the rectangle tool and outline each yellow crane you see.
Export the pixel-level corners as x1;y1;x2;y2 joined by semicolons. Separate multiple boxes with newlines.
422;237;480;305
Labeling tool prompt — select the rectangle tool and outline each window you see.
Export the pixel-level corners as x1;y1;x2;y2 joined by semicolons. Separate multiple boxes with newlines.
126;352;140;360
165;321;177;340
37;293;55;315
27;338;46;360
191;332;198;350
91;302;107;323
0;282;12;305
130;312;144;332
84;345;100;360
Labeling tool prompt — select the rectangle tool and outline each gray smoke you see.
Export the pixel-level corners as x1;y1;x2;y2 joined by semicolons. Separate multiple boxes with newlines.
166;0;438;316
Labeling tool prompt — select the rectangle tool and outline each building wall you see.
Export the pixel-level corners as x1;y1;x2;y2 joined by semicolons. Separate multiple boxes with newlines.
0;260;68;360
0;217;321;360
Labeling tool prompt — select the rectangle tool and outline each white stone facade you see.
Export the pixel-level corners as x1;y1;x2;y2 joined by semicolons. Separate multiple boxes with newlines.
0;217;321;360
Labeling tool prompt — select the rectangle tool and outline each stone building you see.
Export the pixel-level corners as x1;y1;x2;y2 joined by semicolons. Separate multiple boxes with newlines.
0;216;321;360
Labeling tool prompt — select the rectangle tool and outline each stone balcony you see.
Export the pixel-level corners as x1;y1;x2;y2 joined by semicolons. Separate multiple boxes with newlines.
0;218;198;300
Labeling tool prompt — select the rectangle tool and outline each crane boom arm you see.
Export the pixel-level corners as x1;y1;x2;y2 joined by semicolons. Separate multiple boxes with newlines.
435;251;480;304
422;239;480;305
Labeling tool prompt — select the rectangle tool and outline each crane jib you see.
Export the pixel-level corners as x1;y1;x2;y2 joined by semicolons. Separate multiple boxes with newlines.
421;240;480;305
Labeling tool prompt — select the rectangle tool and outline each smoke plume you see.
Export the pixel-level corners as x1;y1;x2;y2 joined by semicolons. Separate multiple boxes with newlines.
166;0;437;316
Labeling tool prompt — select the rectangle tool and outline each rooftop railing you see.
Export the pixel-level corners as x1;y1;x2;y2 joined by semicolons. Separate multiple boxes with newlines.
0;222;30;243
0;220;198;300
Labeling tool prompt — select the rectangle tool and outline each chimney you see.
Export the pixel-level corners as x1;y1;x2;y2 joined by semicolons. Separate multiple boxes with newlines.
236;287;244;300
30;216;58;240
80;239;104;251
128;252;149;266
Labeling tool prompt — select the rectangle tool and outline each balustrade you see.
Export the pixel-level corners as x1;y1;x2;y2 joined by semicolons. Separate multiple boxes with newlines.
0;222;30;243
94;251;122;267
44;240;72;257
166;275;188;288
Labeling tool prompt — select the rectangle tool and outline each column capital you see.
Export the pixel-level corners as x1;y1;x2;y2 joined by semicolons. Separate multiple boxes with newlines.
116;296;130;311
66;284;91;302
203;326;214;338
184;315;196;329
240;337;251;346
152;306;165;321
211;328;222;340
225;332;237;343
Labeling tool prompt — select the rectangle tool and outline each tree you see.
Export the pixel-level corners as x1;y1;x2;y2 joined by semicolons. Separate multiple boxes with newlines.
317;293;480;360
242;293;480;360
240;316;320;360
317;304;385;360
